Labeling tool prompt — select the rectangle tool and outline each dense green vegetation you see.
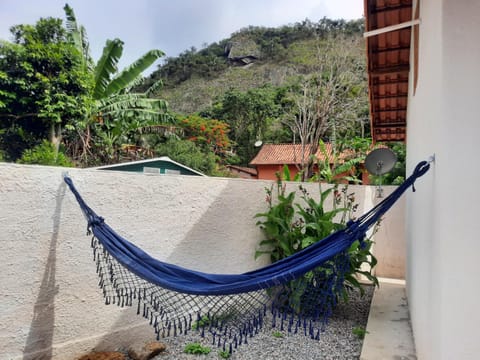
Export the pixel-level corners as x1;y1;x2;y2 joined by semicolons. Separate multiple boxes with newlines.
141;17;371;170
141;18;364;88
0;4;170;167
0;6;402;178
255;169;379;313
0;16;90;161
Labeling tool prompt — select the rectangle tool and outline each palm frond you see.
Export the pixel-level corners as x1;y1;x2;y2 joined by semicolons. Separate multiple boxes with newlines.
96;93;171;123
145;80;164;97
104;49;164;96
79;25;94;71
63;4;82;51
63;4;93;71
93;39;124;99
98;93;162;107
123;75;145;93
100;102;167;115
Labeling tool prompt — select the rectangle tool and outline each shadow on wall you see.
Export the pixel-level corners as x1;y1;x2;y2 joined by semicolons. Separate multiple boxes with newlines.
23;183;65;360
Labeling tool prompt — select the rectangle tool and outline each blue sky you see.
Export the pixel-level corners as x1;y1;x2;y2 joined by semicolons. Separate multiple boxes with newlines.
0;0;364;73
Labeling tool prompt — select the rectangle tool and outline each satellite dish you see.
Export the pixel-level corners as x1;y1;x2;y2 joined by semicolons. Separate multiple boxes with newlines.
254;140;263;147
365;148;397;176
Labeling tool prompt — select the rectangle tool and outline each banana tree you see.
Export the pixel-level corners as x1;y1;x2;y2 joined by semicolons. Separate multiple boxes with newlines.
63;4;172;164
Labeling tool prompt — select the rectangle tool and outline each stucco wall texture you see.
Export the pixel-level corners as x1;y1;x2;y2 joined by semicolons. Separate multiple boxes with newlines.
0;163;404;359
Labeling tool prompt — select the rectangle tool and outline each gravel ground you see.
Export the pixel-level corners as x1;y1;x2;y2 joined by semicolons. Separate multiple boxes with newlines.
145;285;373;360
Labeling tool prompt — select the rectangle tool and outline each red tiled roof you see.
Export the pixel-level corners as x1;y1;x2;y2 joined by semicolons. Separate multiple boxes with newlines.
249;143;345;166
365;0;413;142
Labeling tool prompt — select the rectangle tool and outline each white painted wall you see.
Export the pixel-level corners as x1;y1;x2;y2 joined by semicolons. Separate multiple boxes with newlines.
406;0;480;358
372;187;406;279
0;163;405;359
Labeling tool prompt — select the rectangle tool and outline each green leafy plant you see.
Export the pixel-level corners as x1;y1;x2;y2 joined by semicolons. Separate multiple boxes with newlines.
191;315;211;330
343;233;379;299
255;172;379;310
154;138;217;176
218;350;231;359
255;180;355;262
17;140;73;167
352;326;369;339
278;164;303;182
183;342;211;355
311;139;364;184
272;330;284;338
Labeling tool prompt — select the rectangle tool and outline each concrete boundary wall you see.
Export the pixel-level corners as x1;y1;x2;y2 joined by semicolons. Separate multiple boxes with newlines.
0;163;404;359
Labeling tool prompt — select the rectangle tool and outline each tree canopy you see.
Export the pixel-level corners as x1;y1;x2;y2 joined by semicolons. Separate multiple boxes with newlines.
0;17;90;160
0;5;171;166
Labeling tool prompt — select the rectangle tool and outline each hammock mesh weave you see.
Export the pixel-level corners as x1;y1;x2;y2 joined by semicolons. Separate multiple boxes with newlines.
64;161;430;352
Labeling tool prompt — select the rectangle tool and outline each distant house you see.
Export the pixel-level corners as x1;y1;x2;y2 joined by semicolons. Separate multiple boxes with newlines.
249;143;362;181
93;156;206;177
226;165;258;179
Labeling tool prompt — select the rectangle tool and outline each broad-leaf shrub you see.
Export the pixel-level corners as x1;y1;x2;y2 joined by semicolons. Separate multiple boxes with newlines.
17;140;73;167
255;177;378;311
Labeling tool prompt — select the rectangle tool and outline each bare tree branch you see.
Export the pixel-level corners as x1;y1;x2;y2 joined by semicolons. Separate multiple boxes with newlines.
283;34;367;180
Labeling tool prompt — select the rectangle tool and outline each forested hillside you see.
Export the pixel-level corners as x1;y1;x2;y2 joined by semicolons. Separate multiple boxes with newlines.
143;18;367;116
138;17;370;169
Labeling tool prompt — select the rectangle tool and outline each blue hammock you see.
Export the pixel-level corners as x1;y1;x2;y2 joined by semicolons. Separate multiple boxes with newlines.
64;160;430;350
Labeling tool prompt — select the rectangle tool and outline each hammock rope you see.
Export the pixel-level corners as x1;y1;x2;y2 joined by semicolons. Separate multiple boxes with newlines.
64;160;430;351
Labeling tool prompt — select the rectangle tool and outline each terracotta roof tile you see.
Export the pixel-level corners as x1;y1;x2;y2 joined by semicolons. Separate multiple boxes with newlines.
365;0;413;142
249;143;343;166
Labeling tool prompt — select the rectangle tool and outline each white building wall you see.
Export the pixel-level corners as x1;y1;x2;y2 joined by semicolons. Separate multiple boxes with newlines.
372;187;406;279
0;163;404;359
406;0;480;358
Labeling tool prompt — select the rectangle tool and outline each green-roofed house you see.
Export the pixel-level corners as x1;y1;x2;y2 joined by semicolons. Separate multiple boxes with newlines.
93;156;206;177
